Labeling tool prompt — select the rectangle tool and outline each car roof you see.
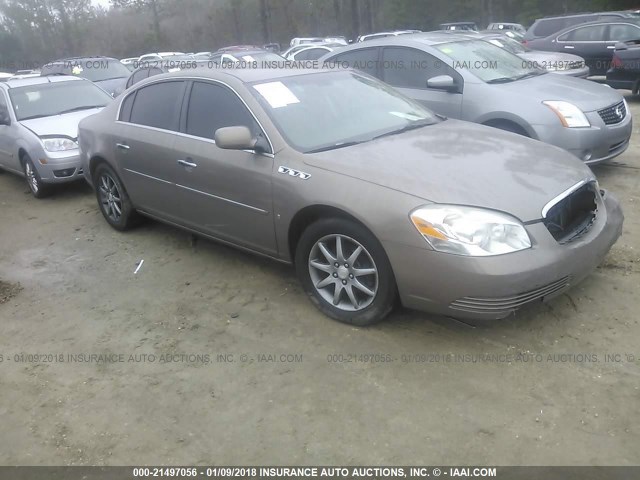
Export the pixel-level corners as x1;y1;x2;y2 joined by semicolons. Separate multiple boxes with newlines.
538;10;636;20
135;67;342;86
45;56;119;64
551;17;640;34
354;31;476;47
2;75;84;89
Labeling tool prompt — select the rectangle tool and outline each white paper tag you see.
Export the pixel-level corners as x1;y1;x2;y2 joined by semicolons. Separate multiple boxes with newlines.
253;81;300;109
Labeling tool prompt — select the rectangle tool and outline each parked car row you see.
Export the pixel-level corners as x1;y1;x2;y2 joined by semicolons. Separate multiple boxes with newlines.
319;32;631;164
72;67;623;326
0;16;634;327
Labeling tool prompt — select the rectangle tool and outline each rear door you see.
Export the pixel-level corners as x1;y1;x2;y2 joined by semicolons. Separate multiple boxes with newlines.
606;23;640;69
172;80;277;255
556;24;609;74
114;80;187;221
380;47;463;119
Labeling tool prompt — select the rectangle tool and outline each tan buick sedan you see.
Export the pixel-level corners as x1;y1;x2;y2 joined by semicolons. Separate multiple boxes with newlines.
78;68;623;326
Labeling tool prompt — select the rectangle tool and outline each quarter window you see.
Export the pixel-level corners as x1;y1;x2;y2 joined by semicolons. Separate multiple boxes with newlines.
129;80;185;131
185;81;258;140
607;24;640;42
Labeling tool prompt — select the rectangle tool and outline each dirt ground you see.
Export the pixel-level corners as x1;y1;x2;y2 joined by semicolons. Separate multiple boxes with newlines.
0;95;639;467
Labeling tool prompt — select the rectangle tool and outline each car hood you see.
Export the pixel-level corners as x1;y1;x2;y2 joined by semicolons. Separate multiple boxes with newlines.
19;107;104;139
94;77;128;96
496;72;621;112
304;120;594;223
518;51;585;65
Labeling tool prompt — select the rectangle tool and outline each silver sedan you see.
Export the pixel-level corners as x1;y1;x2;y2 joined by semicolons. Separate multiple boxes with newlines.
0;76;111;197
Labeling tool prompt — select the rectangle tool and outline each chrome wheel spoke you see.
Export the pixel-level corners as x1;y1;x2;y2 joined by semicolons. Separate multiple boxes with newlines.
335;236;344;262
316;275;335;289
346;246;362;265
112;201;122;215
345;284;359;309
353;279;375;298
353;267;376;277
310;260;333;274
318;241;336;263
332;284;343;305
308;233;379;312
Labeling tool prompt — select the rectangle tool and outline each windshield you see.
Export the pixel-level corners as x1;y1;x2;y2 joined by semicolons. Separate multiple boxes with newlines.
436;40;544;83
485;36;528;54
250;71;440;153
9;80;112;121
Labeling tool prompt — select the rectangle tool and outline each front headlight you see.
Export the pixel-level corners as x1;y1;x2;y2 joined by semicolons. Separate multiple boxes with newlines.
543;101;590;128
410;205;532;256
42;138;78;152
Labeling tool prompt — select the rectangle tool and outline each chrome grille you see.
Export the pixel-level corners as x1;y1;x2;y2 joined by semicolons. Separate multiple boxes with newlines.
450;276;571;314
598;101;626;125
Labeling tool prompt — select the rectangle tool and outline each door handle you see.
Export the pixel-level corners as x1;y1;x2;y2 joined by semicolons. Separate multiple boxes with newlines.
607;45;616;49
116;143;130;150
564;45;575;49
177;159;197;168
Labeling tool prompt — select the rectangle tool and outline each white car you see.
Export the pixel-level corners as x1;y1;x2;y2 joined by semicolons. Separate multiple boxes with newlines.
357;30;421;42
137;52;185;62
286;45;340;61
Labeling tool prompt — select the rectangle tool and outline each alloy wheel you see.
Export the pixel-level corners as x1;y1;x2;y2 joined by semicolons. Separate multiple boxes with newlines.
24;161;39;194
98;173;123;222
308;234;378;312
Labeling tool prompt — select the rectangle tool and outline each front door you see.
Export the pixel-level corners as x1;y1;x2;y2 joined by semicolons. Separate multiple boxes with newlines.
172;81;277;255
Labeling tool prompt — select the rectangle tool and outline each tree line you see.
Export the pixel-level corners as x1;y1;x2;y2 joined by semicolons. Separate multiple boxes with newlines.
0;0;636;71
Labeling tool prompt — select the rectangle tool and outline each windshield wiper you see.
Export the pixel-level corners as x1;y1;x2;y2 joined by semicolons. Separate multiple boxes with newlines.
486;76;516;84
372;119;433;141
56;105;105;115
306;140;366;154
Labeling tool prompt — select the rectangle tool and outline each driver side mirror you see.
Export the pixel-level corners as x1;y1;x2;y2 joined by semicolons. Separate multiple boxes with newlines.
427;75;457;92
214;126;269;153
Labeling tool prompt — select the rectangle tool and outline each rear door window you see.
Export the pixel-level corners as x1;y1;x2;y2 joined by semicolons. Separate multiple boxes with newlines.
607;24;640;42
559;24;607;41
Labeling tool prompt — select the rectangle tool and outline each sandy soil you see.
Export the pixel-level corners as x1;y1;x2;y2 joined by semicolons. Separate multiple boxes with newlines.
0;94;638;467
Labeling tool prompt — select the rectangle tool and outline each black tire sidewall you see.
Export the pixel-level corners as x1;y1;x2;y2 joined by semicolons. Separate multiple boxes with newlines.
94;163;137;231
295;217;397;326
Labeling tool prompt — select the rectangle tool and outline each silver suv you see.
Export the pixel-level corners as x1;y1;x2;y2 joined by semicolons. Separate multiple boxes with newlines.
0;75;112;197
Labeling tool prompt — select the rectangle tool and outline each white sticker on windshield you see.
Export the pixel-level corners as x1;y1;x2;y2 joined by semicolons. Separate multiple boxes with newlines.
242;55;256;62
389;111;425;121
253;81;300;109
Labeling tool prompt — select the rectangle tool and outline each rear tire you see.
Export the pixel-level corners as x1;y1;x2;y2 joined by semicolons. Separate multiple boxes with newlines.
94;163;139;231
295;217;397;326
22;155;50;198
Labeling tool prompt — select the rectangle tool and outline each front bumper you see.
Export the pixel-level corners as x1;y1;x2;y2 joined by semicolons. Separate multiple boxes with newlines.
34;150;85;184
532;110;632;165
385;192;623;322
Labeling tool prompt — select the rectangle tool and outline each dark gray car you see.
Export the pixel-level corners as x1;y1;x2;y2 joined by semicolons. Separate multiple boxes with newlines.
78;68;623;326
321;32;632;164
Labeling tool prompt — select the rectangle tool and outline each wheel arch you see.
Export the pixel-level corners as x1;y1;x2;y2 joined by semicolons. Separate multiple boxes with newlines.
287;204;377;264
478;114;537;139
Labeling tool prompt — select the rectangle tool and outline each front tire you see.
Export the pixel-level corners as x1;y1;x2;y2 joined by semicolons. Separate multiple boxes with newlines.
94;163;139;230
23;155;50;198
295;218;397;326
